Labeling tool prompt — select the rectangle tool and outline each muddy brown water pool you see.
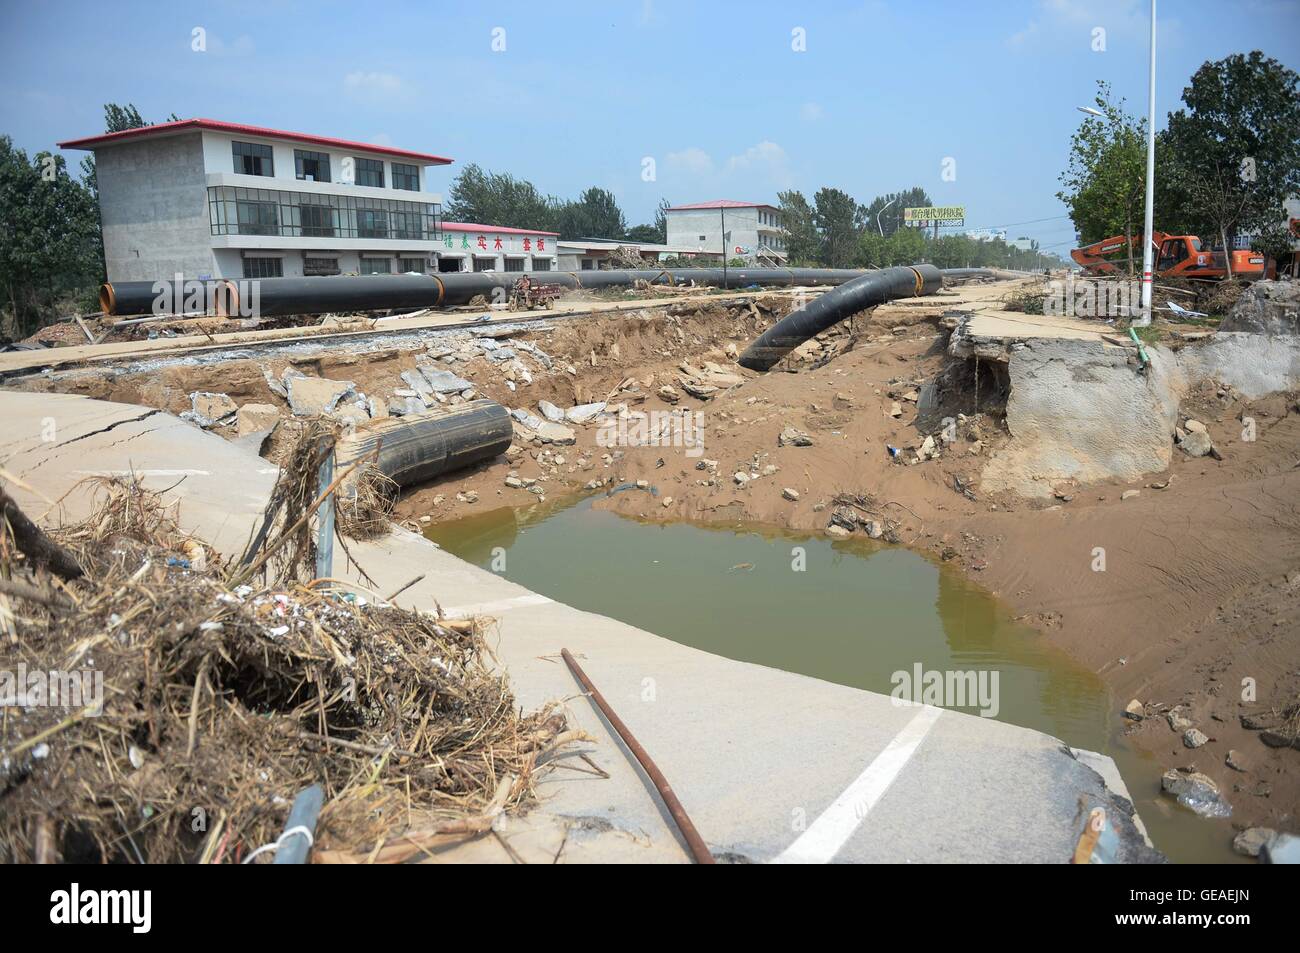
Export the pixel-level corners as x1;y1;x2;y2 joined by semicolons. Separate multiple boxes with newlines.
425;494;1242;863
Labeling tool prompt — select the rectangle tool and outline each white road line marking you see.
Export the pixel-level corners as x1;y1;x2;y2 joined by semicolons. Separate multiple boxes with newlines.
772;705;945;864
74;469;211;476
441;593;553;617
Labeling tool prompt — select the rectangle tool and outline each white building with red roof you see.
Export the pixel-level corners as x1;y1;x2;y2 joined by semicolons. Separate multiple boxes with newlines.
59;118;470;282
664;199;787;263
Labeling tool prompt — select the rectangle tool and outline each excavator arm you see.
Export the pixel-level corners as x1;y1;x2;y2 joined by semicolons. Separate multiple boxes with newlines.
1070;232;1168;275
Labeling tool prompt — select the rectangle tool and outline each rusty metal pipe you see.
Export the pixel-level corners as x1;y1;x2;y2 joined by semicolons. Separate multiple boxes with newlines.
561;648;715;864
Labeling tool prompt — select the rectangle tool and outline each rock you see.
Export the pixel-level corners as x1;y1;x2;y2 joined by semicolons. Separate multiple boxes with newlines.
565;402;606;424
388;397;425;417
504;476;524;489
919;435;937;460
864;520;884;539
1219;278;1300;335
658;385;680;404
635;480;649;489
1161;769;1231;817
1263;831;1300;863
1184;419;1207;434
782;487;800;502
662;496;673;507
1260;729;1300;749
826;524;851;538
287;376;354;416
762;464;778;476
1232;827;1277;858
1225;749;1248;772
1183;728;1210;748
1178;430;1213;457
734;472;750;486
778;426;813;447
419;368;475;394
723;342;739;359
1121;489;1141;500
534;422;576;445
1123;699;1145;721
1167;710;1193;733
400;370;433;397
456;490;479;504
889;401;903;418
538;400;565;422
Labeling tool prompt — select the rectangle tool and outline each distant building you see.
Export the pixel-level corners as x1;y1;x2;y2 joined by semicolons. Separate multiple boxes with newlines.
437;223;558;273
556;239;722;271
664;200;787;263
60;118;453;282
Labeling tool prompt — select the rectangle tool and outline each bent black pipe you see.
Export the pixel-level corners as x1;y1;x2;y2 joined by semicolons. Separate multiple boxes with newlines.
99;268;875;317
335;399;513;487
737;264;943;371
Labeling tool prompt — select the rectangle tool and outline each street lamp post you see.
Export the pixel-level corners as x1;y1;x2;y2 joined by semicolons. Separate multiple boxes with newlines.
1136;0;1157;328
877;197;897;238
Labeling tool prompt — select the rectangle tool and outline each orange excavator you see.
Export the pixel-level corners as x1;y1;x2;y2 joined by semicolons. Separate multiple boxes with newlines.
1071;231;1274;280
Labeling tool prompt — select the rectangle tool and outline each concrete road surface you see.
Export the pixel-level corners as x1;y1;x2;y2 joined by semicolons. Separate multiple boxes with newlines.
0;392;1161;863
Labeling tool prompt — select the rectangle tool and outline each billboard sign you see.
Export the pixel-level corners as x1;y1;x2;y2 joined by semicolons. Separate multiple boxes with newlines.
904;206;966;228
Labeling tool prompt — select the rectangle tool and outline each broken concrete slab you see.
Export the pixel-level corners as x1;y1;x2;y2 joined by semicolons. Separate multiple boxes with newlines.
565;402;606;424
183;392;237;429
287;376;355;416
236;402;280;437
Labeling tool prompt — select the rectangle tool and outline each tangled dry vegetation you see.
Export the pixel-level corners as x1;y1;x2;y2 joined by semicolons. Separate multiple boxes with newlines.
0;426;583;864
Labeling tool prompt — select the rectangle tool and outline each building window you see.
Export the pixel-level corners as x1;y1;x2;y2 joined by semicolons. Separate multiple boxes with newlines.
355;157;384;188
232;140;274;177
242;257;282;279
473;257;495;272
360;258;391;275
236;199;279;235
303;257;340;276
438;257;463;273
531;258;551;272
392;162;419;191
698;235;706;242
294;149;331;182
581;259;595;270
503;257;525;272
390;210;423;240
208;186;441;241
398;257;425;273
299;203;336;237
357;208;388;238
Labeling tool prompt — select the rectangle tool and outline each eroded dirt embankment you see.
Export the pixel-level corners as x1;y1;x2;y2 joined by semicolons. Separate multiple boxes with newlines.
9;278;1299;839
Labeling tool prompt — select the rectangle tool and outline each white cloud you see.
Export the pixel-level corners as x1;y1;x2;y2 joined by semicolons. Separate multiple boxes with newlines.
724;141;794;189
665;146;714;176
343;71;407;102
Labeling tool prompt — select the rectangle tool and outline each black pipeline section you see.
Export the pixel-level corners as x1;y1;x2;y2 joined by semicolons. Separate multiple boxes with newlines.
737;264;944;371
100;268;872;318
335;399;513;488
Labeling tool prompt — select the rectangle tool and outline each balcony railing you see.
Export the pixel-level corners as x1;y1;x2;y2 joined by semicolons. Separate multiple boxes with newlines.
207;185;441;241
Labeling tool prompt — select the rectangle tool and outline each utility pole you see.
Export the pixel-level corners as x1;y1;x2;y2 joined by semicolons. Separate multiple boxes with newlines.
1136;0;1157;327
721;207;727;288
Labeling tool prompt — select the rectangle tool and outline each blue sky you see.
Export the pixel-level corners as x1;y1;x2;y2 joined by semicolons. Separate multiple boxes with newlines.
2;0;1297;252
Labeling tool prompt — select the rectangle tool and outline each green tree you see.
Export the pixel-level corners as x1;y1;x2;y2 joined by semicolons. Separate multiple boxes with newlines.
776;190;819;264
813;187;862;268
553;187;627;239
862;186;933;238
443;163;557;231
1056;81;1152;273
0;138;103;338
625;223;660;243
652;198;670;244
1161;51;1300;276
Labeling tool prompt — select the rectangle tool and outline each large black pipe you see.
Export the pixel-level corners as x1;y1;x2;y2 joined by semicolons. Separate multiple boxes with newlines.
737;264;943;371
335;399;513;487
99;268;874;317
